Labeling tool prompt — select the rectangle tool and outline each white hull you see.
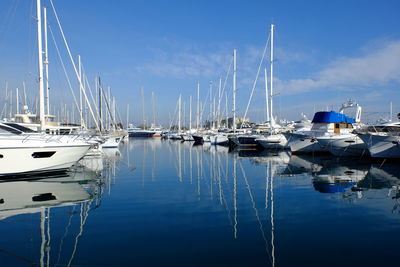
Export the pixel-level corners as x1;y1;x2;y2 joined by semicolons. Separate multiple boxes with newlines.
256;134;288;149
284;132;326;153
0;134;90;176
101;136;122;148
0;145;90;176
211;135;229;146
317;134;369;157
358;133;400;158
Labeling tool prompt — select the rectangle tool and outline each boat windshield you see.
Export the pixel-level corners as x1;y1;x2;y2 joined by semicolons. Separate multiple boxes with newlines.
3;123;35;133
0;124;23;135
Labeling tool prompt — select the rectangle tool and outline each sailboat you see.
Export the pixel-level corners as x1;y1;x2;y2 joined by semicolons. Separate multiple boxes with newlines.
255;24;288;149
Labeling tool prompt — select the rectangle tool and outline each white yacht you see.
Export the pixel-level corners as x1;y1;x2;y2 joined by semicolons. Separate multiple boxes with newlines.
0;123;91;177
285;102;358;154
315;101;368;157
127;125;155;137
357;116;400;159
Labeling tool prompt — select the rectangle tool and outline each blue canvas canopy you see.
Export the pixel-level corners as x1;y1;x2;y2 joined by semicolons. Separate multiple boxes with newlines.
312;111;356;123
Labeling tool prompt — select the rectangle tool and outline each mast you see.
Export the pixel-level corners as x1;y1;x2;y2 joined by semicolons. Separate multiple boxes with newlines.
16;88;19;114
196;82;200;130
152;91;156;127
98;77;102;131
233;49;237;133
43;7;50;116
217;77;222;129
225;92;228;128
78;55;84;127
264;68;270;123
178;94;182;133
270;24;275;126
209;81;213;129
141;86;145;129
109;87;112;130
189;95;192;131
36;0;45;130
126;104;129;128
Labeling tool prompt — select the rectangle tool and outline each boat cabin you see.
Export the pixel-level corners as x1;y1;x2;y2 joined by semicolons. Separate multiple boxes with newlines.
311;111;355;134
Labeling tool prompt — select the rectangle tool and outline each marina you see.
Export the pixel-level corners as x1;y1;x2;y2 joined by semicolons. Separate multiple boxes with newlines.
1;0;400;266
0;139;400;266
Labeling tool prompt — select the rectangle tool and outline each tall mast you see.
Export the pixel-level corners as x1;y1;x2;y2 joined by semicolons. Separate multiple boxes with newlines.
189;95;192;131
270;24;275;126
217;77;222;129
126;104;129;128
141;86;145;129
43;7;50;116
196;82;200;130
209;81;213;129
98;77;102;131
225;92;228;128
36;0;45;130
16;88;19;114
233;49;237;133
178;94;181;133
78;55;84;127
264;68;270;123
152;91;156;127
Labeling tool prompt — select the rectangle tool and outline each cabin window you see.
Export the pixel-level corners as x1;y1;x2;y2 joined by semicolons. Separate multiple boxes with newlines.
32;151;56;158
0;154;3;158
335;123;339;129
32;193;57;202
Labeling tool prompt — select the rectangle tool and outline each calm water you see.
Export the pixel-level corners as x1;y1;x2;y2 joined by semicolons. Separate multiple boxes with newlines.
1;139;400;266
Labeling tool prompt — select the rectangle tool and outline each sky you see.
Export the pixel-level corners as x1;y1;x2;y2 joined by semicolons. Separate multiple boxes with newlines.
0;0;399;126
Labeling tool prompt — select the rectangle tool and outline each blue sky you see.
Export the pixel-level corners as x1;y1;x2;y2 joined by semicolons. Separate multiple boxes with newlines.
0;0;399;125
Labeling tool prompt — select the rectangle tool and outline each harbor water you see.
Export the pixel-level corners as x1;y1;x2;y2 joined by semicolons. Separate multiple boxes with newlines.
1;139;399;266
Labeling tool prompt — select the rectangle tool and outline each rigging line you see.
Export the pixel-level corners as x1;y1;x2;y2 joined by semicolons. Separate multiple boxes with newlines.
217;56;233;118
241;33;271;128
239;160;273;265
49;0;99;130
100;85;117;129
168;97;179;130
48;24;81;124
0;248;36;265
0;0;20;45
56;205;76;265
68;200;92;267
199;84;211;126
80;64;101;125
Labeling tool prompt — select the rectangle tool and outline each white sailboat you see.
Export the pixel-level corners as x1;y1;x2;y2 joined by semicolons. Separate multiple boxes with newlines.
256;24;288;149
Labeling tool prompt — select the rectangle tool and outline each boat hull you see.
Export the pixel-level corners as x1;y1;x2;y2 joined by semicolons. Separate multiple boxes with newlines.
0;145;90;177
284;132;326;153
358;133;400;158
317;134;369;157
211;135;229;146
256;134;288;149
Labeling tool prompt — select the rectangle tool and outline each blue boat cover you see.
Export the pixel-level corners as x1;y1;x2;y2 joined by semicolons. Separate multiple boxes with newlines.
312;111;355;123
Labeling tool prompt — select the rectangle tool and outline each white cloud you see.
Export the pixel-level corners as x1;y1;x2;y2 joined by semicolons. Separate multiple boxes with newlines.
276;40;400;95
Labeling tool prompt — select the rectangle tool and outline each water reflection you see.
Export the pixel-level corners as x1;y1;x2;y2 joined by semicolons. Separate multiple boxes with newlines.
1;140;400;266
0;154;113;266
